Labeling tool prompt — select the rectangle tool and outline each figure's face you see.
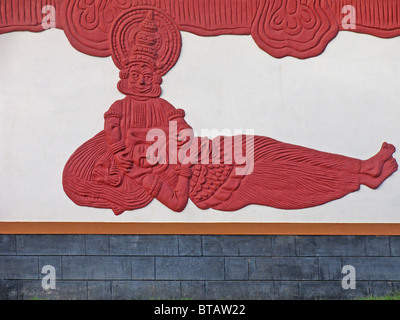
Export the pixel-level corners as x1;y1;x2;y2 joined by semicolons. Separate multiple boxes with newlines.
128;63;159;96
131;143;157;168
93;156;122;187
93;157;111;183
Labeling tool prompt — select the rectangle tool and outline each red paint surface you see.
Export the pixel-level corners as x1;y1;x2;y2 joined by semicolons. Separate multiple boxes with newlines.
0;2;398;214
1;0;400;58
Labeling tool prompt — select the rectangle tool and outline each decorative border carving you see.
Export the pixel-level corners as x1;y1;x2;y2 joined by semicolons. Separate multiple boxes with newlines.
2;0;400;58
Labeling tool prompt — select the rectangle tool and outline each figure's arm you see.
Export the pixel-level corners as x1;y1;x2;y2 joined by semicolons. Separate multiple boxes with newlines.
167;108;194;148
142;165;192;212
104;101;125;152
168;108;191;130
104;101;133;171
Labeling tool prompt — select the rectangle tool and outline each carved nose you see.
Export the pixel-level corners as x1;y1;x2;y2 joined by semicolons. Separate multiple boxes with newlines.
138;75;145;85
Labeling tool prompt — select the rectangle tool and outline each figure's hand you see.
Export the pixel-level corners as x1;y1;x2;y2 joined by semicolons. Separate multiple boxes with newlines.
142;175;163;198
181;162;193;169
176;163;193;178
115;151;133;173
177;128;194;148
142;175;156;192
104;173;122;187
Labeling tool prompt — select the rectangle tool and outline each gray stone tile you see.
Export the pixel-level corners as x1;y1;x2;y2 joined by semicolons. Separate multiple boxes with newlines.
88;281;112;300
205;281;274;300
248;258;273;280
2;234;398;301
0;256;38;279
202;236;272;256
369;281;395;298
85;235;110;255
0;280;18;300
365;236;391;256
132;257;155;280
271;236;296;256
318;257;342;280
179;236;202;256
156;257;224;280
271;258;319;281
110;235;178;256
180;281;206;300
18;280;88;300
225;257;249;280
392;281;400;293
249;257;319;281
0;236;16;255
274;281;300;300
390;237;400;256
17;235;85;255
39;256;62;281
112;281;180;300
62;256;131;280
296;236;366;257
299;281;369;300
342;257;400;281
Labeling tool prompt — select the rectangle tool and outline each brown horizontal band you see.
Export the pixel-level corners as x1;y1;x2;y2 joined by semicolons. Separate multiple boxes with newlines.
0;222;399;235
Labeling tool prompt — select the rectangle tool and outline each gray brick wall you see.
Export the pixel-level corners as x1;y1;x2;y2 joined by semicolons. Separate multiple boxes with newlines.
0;235;399;300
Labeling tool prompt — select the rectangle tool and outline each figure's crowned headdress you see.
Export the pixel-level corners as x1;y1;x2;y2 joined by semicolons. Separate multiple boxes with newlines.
110;7;182;76
127;11;160;68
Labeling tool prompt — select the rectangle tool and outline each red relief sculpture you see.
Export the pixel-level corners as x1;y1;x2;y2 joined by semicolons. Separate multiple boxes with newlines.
2;0;400;58
0;1;399;215
251;0;340;59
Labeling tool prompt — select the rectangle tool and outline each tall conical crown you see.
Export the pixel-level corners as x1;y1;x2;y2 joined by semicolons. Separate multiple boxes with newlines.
110;7;182;76
128;11;160;67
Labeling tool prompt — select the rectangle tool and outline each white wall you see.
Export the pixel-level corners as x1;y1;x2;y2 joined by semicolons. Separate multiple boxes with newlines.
0;29;399;222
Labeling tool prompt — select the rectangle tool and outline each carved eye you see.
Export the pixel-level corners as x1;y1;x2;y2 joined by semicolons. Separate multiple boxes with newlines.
130;72;139;79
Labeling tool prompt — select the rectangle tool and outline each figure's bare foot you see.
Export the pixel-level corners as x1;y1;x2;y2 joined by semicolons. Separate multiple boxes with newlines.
360;143;396;177
360;157;398;189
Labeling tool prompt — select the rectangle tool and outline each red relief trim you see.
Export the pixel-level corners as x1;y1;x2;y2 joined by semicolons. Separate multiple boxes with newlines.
328;0;400;38
0;0;58;34
250;0;340;59
2;0;400;58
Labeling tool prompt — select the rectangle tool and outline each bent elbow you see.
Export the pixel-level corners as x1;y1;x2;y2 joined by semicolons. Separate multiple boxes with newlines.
174;202;187;212
169;198;188;212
